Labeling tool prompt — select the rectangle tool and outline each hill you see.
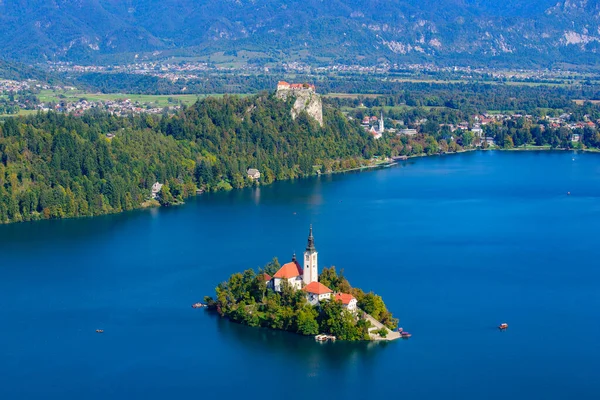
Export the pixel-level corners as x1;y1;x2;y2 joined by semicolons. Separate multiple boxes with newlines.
0;0;599;68
0;93;387;223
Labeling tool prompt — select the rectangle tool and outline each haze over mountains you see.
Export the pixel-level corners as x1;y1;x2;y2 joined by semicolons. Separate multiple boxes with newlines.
1;0;599;67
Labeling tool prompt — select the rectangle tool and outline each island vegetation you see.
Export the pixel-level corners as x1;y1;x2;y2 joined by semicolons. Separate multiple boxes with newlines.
204;259;397;341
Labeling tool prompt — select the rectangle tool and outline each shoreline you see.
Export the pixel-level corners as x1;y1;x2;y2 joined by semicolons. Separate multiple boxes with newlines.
1;147;594;226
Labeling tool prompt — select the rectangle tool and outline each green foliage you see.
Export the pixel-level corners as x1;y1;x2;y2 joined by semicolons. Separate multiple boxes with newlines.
352;288;399;330
376;327;388;338
0;93;384;224
319;266;352;293
210;261;393;341
296;306;319;336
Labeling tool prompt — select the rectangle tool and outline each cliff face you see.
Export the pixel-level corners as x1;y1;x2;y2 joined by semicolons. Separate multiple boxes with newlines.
276;85;324;127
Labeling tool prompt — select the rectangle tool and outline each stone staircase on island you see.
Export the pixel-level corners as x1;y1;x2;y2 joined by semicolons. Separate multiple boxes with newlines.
361;310;401;341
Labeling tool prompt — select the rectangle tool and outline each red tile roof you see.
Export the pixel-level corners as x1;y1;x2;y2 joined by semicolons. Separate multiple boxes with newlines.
334;293;355;305
273;261;303;279
278;81;290;87
303;281;332;295
260;273;272;281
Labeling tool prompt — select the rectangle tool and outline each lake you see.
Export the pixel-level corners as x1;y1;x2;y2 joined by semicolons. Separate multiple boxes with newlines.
1;150;599;399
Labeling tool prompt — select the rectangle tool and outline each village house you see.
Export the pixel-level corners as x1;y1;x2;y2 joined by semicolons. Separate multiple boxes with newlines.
334;293;358;311
471;124;483;137
151;182;163;199
247;168;261;180
398;128;418;136
304;281;333;306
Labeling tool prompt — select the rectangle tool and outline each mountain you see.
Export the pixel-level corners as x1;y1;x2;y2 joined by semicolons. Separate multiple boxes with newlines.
1;0;600;68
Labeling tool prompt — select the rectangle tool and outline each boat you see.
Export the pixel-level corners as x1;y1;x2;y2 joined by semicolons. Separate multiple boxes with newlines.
192;302;204;308
96;329;104;333
401;332;412;338
315;334;336;342
498;323;508;330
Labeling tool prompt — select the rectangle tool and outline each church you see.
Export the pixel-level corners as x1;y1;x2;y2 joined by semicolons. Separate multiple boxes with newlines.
269;226;357;311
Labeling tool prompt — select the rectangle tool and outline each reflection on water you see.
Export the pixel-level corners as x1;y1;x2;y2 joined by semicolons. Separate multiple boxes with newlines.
211;312;389;372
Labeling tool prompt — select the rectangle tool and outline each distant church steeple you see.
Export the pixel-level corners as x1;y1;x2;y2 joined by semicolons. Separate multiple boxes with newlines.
303;225;318;285
379;111;384;133
306;225;316;252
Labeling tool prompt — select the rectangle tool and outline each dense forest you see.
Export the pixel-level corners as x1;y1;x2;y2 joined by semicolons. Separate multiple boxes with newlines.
2;89;600;224
204;260;397;341
0;93;388;224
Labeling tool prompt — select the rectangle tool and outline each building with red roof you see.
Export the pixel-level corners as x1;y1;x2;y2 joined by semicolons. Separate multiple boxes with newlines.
334;293;358;311
303;281;332;306
273;256;303;292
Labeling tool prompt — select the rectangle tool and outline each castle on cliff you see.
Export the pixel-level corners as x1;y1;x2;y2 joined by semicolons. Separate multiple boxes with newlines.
276;81;316;92
275;81;323;127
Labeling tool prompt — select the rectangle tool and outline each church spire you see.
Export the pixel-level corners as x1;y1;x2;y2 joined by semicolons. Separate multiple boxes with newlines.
306;225;316;252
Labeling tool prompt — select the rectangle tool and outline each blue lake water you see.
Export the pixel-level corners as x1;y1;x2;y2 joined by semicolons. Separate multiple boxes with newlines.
1;150;600;399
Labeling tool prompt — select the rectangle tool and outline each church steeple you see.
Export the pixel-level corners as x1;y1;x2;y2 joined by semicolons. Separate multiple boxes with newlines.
306;225;316;252
303;225;318;285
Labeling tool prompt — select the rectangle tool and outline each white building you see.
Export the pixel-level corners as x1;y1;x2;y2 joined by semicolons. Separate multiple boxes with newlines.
271;227;343;307
369;126;382;140
303;226;318;286
247;168;261;180
334;293;358;311
471;124;483;137
398;128;418;136
272;257;304;292
304;281;333;306
151;182;163;199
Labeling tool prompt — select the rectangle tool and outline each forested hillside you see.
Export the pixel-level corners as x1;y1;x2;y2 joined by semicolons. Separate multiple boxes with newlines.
0;94;385;223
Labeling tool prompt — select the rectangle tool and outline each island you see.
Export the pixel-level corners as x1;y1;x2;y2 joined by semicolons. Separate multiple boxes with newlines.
204;226;401;341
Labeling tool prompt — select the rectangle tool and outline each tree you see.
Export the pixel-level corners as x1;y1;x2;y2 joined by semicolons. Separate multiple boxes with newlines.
296;306;319;335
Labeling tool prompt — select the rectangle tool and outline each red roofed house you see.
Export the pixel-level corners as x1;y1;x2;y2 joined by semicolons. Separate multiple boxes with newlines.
334;293;358;311
369;126;382;140
273;256;303;292
303;281;333;306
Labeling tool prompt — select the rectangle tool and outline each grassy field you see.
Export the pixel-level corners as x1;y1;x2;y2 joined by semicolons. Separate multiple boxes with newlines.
0;109;38;117
323;93;384;99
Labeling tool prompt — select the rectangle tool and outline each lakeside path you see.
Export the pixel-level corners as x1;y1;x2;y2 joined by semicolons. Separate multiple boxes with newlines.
362;311;401;341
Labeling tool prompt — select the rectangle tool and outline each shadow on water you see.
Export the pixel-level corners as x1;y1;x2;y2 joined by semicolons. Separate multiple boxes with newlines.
208;312;391;367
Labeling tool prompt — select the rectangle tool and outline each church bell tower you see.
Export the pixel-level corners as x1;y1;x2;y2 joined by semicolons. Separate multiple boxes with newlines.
303;225;318;285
